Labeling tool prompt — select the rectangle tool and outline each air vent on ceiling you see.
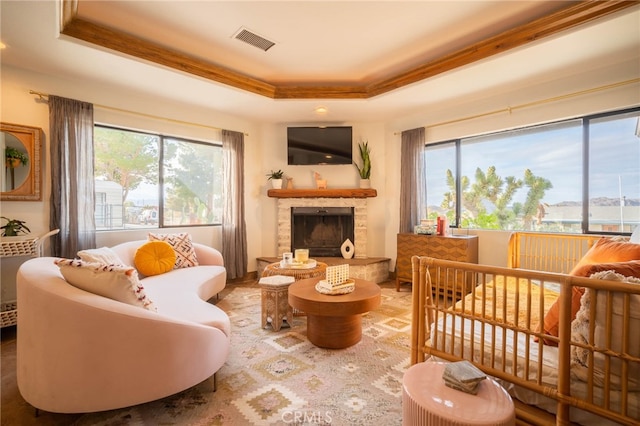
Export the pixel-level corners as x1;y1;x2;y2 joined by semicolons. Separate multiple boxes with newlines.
233;27;275;52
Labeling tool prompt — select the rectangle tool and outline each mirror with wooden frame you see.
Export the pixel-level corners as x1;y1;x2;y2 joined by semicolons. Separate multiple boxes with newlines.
1;122;42;201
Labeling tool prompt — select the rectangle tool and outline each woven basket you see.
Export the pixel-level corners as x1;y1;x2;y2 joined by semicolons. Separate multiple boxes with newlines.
0;238;37;257
0;302;17;328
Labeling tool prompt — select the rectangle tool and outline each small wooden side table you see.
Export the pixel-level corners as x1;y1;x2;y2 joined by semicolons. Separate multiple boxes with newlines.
402;361;515;426
259;275;295;331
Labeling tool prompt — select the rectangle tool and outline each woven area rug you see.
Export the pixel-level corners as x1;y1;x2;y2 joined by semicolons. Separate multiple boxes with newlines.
72;284;413;425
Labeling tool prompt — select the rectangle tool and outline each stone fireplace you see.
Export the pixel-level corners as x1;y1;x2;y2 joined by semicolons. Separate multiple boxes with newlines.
291;207;354;257
258;188;389;283
276;197;369;258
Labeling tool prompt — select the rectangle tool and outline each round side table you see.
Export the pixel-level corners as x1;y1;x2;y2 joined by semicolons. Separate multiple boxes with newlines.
262;261;328;281
402;361;515;426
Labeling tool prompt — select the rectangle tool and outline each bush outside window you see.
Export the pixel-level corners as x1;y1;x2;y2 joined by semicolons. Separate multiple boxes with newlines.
424;107;640;234
94;125;223;230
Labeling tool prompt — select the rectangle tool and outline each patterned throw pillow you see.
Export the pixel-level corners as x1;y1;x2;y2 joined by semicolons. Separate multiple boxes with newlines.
56;258;157;311
134;241;176;276
571;271;640;390
148;232;199;269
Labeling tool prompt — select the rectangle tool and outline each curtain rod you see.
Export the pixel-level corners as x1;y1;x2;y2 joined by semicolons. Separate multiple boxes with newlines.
29;90;249;136
394;78;640;135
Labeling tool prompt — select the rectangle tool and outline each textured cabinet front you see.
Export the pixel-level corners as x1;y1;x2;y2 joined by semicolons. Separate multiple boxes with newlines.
396;233;478;295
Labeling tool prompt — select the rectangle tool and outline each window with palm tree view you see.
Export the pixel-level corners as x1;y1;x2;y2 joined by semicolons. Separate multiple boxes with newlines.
425;107;639;234
94;125;223;230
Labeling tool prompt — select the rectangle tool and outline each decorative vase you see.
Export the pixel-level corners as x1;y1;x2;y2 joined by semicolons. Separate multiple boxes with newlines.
341;238;355;259
359;179;370;189
271;179;283;189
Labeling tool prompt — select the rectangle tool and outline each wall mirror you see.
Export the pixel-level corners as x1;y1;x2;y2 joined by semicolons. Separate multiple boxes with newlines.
1;122;42;201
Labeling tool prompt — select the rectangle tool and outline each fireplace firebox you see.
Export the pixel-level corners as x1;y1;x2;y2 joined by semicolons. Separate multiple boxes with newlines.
291;207;354;257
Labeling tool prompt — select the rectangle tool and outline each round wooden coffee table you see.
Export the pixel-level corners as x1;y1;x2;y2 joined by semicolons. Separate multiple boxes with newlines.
288;277;381;349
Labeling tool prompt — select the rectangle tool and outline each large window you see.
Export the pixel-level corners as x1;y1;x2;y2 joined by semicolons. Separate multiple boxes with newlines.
94;125;223;230
425;107;640;234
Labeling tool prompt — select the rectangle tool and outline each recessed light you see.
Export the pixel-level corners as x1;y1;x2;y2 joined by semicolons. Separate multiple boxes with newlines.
315;106;328;115
0;41;6;49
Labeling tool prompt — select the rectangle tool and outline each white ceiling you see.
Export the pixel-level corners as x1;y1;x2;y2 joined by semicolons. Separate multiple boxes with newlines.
1;1;639;124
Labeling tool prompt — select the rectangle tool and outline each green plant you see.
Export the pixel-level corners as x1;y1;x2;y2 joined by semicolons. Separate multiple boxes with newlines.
0;217;30;237
354;141;371;179
5;146;29;167
266;169;284;180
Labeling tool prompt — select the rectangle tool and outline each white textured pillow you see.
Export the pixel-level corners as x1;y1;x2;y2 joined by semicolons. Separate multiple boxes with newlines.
571;270;640;389
77;247;125;266
56;258;157;311
148;232;198;269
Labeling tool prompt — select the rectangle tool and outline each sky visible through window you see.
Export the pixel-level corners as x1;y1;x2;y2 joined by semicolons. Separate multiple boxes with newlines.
426;115;640;210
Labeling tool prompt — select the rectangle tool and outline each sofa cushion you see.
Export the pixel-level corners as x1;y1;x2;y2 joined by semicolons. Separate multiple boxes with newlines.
148;292;230;337
56;258;157;311
142;265;226;302
134;241;176;277
148;232;199;269
77;247;125;266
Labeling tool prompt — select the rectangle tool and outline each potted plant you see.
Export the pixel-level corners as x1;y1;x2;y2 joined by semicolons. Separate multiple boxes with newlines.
5;146;30;190
354;141;371;188
5;146;29;168
1;216;31;237
266;169;285;189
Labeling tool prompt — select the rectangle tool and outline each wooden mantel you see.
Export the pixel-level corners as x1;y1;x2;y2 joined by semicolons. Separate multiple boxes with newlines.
267;188;377;198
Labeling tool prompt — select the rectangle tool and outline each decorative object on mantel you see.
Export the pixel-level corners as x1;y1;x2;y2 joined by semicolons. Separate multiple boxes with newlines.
314;171;327;189
0;216;30;237
341;238;355;259
316;264;355;295
266;169;284;189
354;140;371;189
286;177;294;189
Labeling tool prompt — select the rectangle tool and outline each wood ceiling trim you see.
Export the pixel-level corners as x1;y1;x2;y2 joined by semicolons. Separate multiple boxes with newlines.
61;15;277;98
60;1;638;100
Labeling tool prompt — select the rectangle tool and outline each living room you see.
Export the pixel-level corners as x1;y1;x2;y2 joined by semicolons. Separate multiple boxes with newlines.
1;1;638;275
1;2;640;424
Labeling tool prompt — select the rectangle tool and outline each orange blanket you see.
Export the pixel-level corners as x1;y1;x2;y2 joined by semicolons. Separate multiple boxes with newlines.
453;275;559;331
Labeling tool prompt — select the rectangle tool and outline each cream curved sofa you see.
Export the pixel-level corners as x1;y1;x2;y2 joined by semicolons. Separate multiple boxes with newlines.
16;240;229;414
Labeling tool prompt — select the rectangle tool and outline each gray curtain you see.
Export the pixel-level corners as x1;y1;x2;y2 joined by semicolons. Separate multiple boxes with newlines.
399;127;426;233
221;129;247;279
48;96;96;258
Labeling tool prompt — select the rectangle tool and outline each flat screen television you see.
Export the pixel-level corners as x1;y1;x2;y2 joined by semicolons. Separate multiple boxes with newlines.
287;126;352;165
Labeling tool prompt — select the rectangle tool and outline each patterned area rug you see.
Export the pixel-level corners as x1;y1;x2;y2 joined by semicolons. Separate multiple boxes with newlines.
73;284;413;425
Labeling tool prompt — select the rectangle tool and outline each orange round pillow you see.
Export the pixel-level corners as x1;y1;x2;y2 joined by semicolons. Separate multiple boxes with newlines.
134;241;176;276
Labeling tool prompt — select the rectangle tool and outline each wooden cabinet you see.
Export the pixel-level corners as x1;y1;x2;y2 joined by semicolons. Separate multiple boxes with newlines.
396;233;478;296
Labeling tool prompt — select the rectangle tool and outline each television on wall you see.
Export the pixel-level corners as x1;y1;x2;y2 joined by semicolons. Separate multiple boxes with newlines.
287;126;352;165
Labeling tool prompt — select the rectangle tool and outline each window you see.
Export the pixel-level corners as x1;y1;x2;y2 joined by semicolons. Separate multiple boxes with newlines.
94;126;223;230
425;107;640;234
